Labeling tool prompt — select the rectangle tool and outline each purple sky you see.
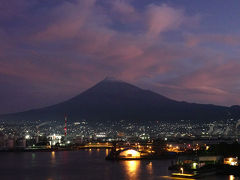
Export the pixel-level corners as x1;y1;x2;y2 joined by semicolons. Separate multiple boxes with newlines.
1;0;240;114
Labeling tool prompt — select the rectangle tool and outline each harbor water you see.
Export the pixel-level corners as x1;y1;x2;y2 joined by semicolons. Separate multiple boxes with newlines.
0;149;236;180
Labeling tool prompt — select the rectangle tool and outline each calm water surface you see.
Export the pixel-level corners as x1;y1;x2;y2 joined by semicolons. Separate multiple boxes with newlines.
0;149;236;180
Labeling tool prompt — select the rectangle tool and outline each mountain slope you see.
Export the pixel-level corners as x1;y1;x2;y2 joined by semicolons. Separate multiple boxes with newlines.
1;78;240;123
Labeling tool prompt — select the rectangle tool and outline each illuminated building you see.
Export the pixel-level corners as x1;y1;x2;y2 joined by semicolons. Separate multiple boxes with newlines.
48;134;62;146
119;149;141;159
224;157;238;166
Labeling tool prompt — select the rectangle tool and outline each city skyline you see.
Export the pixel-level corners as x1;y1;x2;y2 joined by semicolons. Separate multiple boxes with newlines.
1;0;240;114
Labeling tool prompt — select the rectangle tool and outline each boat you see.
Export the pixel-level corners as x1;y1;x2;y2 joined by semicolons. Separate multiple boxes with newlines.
169;155;222;178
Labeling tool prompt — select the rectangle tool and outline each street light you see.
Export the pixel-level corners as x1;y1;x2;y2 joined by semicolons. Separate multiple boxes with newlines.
180;167;184;174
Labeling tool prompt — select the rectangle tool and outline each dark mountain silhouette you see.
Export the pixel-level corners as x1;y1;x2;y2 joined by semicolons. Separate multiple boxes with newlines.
1;78;240;124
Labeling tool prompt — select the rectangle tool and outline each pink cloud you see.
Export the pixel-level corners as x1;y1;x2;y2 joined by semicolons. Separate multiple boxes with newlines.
112;0;135;14
186;33;240;47
1;0;240;113
110;0;139;23
34;0;97;41
152;59;240;105
146;4;185;37
30;1;195;83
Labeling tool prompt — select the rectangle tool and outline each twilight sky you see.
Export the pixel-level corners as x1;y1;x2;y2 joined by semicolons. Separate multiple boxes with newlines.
1;0;240;114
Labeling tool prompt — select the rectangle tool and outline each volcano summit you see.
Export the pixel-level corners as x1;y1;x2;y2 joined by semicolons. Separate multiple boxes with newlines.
1;78;240;124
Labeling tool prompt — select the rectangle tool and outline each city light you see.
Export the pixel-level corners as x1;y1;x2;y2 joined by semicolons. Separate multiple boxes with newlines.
180;167;184;174
119;149;141;159
224;157;238;166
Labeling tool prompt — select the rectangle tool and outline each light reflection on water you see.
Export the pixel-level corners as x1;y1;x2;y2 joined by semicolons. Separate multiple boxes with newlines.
105;148;109;156
229;175;239;180
50;151;56;166
146;161;153;175
0;149;236;180
32;153;35;160
123;160;140;180
51;151;55;158
89;148;92;155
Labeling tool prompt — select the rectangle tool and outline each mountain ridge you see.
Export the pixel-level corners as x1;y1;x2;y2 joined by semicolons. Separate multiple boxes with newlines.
1;79;240;123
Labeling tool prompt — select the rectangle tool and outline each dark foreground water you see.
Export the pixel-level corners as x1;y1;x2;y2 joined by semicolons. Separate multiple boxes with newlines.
0;149;236;180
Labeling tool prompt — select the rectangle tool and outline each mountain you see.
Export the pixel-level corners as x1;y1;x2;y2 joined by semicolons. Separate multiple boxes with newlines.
1;78;240;124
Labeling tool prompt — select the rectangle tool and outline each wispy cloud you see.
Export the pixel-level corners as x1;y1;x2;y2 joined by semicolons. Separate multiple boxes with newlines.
0;0;240;113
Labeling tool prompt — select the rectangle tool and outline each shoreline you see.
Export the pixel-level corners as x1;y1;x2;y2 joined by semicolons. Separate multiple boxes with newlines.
0;147;112;153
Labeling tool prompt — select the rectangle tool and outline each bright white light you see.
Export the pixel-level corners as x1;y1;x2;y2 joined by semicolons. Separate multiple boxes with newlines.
180;167;184;174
